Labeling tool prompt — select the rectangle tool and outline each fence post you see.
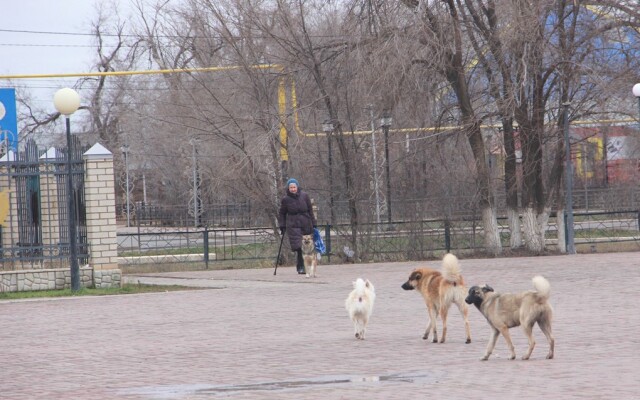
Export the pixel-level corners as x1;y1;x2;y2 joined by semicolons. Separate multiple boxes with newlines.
325;224;331;263
136;202;141;253
444;220;451;253
203;229;209;269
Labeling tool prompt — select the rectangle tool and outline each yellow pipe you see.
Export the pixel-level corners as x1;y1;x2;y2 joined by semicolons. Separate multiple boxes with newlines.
278;76;288;161
0;64;282;79
291;79;305;137
0;64;292;162
1;65;635;140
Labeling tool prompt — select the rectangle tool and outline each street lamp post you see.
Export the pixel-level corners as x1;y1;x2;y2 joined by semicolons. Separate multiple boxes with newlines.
563;102;575;254
121;145;131;227
633;83;640;124
54;88;81;290
0;103;6;155
322;120;335;225
380;112;393;225
369;108;382;227
189;138;202;228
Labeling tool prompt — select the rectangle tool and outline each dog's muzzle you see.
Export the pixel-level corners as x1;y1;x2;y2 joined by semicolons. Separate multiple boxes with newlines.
465;293;480;305
401;282;414;290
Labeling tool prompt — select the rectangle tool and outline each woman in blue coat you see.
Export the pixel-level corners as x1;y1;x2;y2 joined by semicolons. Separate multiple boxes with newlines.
278;178;317;274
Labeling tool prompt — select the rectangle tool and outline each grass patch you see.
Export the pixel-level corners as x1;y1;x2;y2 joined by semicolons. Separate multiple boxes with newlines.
0;283;203;300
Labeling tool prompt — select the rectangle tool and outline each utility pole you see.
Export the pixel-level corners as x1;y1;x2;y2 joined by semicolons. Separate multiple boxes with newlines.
563;103;575;254
121;144;131;227
380;111;393;226
369;108;382;227
190;138;202;228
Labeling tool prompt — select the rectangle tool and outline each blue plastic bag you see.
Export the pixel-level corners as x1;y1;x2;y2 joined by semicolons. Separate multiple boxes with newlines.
313;228;326;255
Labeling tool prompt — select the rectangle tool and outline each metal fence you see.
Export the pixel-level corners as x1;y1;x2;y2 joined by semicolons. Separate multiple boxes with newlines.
0;138;88;270
116;210;640;267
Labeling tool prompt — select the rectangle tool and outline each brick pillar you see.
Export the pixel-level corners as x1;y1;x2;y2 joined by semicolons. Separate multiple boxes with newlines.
0;151;20;260
83;144;121;288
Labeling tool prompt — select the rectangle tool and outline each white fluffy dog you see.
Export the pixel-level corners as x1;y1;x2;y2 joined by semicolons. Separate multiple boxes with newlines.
345;278;376;340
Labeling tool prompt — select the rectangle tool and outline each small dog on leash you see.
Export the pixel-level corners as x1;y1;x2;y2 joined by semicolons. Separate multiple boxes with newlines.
401;253;472;344
465;276;555;361
301;234;318;278
345;278;376;340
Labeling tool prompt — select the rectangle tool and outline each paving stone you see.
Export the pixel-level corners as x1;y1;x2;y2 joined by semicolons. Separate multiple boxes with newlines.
1;252;638;399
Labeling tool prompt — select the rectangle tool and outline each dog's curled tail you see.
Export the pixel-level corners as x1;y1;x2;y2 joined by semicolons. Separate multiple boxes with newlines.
532;275;551;299
441;253;462;283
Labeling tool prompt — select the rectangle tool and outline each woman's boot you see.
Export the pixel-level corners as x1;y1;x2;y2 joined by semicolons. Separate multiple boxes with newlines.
296;249;305;274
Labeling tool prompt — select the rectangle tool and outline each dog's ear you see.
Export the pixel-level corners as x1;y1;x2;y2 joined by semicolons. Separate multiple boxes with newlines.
365;279;371;288
482;285;494;293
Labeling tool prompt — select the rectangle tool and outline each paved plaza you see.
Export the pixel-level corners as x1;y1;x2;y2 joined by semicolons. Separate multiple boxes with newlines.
1;252;639;399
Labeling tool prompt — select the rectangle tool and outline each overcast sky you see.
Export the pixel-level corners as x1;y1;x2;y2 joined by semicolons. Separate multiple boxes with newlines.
0;1;132;107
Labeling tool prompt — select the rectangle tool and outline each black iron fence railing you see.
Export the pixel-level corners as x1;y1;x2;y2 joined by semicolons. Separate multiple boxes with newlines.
116;210;640;267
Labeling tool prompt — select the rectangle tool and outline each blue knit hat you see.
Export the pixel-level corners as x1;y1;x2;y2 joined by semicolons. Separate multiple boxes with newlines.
286;178;299;188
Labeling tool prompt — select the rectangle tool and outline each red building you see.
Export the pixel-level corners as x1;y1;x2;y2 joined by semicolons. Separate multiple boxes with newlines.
571;125;640;186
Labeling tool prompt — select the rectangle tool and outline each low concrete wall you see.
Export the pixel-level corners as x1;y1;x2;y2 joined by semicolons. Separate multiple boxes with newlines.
117;253;206;265
0;267;121;293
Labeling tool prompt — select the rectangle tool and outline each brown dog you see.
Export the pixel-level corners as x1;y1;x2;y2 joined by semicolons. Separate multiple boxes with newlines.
465;276;554;361
401;253;471;344
301;234;318;278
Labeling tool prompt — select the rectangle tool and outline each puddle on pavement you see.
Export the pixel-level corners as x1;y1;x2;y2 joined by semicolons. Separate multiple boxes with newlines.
119;371;439;398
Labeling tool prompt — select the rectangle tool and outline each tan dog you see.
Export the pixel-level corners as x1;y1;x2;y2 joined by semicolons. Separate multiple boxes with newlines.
401;253;472;344
465;276;554;361
301;234;318;278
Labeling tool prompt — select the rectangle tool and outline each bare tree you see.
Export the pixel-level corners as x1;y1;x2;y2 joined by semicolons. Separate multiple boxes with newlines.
399;0;502;254
82;2;145;150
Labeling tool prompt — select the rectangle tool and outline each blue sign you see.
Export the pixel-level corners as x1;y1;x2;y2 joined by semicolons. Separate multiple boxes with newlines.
0;88;18;151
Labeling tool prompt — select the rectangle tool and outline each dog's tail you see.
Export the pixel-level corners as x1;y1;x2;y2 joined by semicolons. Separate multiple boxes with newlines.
441;253;462;283
532;275;551;299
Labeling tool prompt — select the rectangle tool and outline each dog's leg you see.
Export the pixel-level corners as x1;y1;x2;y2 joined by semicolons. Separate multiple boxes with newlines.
482;327;500;361
422;304;433;340
311;258;317;277
302;255;310;278
499;327;517;360
455;300;472;344
521;320;536;360
305;257;310;278
423;305;438;342
432;308;439;343
538;318;555;359
422;324;430;341
439;306;448;343
353;317;361;339
360;317;367;340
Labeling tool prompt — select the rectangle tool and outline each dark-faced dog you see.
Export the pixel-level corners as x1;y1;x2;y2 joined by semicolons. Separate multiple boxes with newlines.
465;276;555;361
401;253;471;344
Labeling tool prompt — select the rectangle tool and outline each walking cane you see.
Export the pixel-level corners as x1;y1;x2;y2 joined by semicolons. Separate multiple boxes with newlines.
273;229;286;276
